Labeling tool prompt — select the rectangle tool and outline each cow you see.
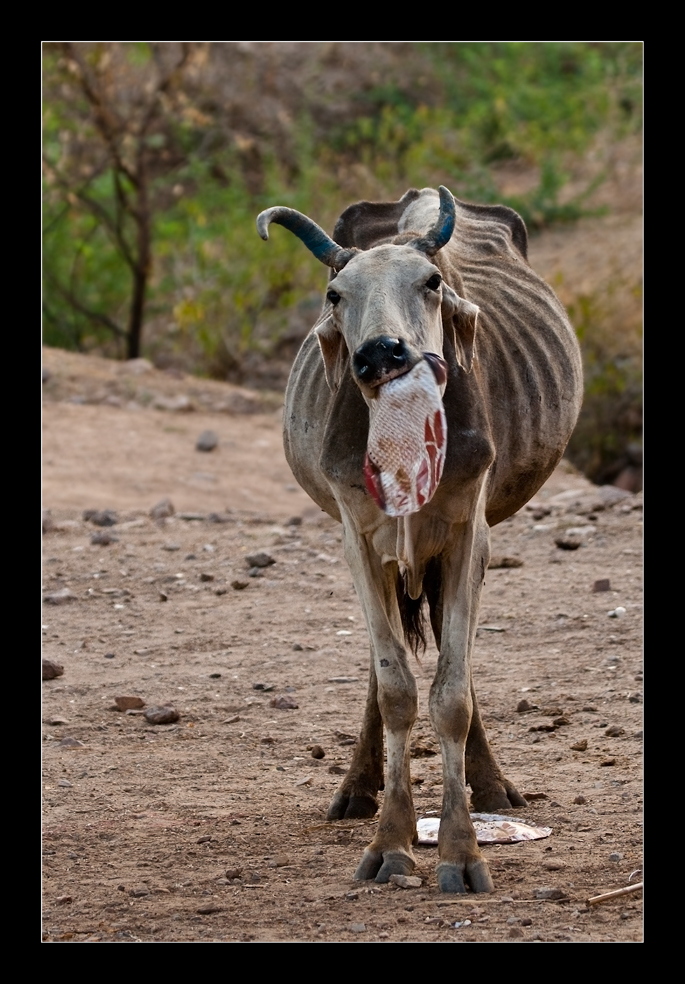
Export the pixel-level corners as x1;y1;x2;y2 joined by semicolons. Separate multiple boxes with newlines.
257;186;582;893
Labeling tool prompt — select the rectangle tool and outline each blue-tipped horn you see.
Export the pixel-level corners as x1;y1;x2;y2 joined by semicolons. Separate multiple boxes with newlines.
257;207;357;270
408;185;456;256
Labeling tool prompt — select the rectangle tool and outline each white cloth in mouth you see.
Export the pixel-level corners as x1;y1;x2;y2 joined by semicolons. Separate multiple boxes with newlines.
364;358;447;517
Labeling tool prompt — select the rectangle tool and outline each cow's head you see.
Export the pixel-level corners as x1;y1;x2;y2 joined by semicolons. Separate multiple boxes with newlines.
257;186;479;400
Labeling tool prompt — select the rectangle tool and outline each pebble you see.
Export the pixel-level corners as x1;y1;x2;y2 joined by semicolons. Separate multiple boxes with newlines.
608;607;626;618
600;757;616;767
349;923;366;933
43;589;77;605
328;765;347;775
488;556;523;568
58;737;85;748
47;715;68;725
43;659;64;680
573;795;587;804
571;740;588;751
231;580;249;590
605;725;625;737
84;509;118;527
104;653;116;659
200;573;214;582
91;530;118;545
593;578;611;592
270;695;298;709
328;676;358;683
310;744;325;759
114;696;145;711
555;534;582;550
58;779;73;788
150;498;175;520
609;852;624;862
225;867;243;880
196;430;219;452
389;875;422;889
292;643;304;651
516;699;532;712
534;887;564;900
245;552;275;568
144;706;180;725
162;543;180;552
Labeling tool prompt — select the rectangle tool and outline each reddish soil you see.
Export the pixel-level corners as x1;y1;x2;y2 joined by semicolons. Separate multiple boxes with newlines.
42;349;643;942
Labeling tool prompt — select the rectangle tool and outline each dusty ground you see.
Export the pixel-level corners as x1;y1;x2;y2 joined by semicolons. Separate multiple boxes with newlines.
42;350;643;943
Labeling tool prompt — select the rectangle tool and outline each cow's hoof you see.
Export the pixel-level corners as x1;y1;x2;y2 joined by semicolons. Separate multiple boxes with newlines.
327;792;378;821
354;849;415;883
436;859;494;894
470;779;527;812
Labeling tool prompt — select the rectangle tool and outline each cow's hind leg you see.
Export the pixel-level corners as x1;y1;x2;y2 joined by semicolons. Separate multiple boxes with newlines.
327;660;384;820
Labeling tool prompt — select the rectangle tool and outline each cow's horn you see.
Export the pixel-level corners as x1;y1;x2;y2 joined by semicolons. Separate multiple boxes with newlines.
409;185;456;256
257;207;356;270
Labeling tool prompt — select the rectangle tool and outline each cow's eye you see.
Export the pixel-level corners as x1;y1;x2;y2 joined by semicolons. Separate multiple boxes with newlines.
327;289;341;305
426;274;442;291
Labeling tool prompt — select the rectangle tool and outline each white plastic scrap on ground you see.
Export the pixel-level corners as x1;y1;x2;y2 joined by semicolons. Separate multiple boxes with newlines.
417;813;552;846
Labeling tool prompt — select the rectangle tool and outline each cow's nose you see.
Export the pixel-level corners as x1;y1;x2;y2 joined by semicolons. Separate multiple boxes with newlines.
353;336;408;383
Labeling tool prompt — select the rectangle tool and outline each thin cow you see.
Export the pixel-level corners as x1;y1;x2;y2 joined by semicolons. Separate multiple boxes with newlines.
257;186;582;893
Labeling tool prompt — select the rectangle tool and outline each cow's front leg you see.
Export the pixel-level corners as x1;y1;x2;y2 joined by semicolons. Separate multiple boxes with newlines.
339;524;418;883
327;659;384;820
430;507;495;894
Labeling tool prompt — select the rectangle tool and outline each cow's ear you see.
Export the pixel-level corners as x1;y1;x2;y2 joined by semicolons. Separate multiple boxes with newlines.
315;314;348;392
441;285;479;373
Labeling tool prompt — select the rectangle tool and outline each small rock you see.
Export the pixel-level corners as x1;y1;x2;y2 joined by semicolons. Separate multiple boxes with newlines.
573;794;587;804
231;580;249;590
225;867;243;880
292;643;304;651
270;695;298;710
260;736;276;744
104;653;116;659
91;530;118;545
46;715;68;725
43;659;64;680
328;765;347;775
83;509;118;527
608;607;626;618
162;543;180;552
114;696;145;711
410;741;438;757
245;552;275;569
605;725;625;737
209;672;221;679
345;891;359;901
295;776;312;787
571;740;588;752
600;757;616;767
286;516;302;526
144;706;179;725
593;578;611;592
523;791;547;800
56;895;73;905
197;835;212;844
311;744;325;759
253;683;275;692
389;875;422;889
58;779;73;787
509;927;524;938
534;887;565;900
488;556;523;569
608;852;624;862
552;715;570;727
58;737;85;748
328;676;359;683
196;430;219;452
516;699;532;712
129;888;150;898
150;498;175;520
200;573;214;582
349;923;366;933
43;589;77;606
555;535;582;550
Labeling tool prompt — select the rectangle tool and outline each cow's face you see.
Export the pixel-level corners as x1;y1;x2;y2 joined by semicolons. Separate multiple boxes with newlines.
315;244;476;400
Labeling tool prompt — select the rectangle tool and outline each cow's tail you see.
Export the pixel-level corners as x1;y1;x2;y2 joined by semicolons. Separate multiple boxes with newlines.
395;558;443;659
396;566;434;659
